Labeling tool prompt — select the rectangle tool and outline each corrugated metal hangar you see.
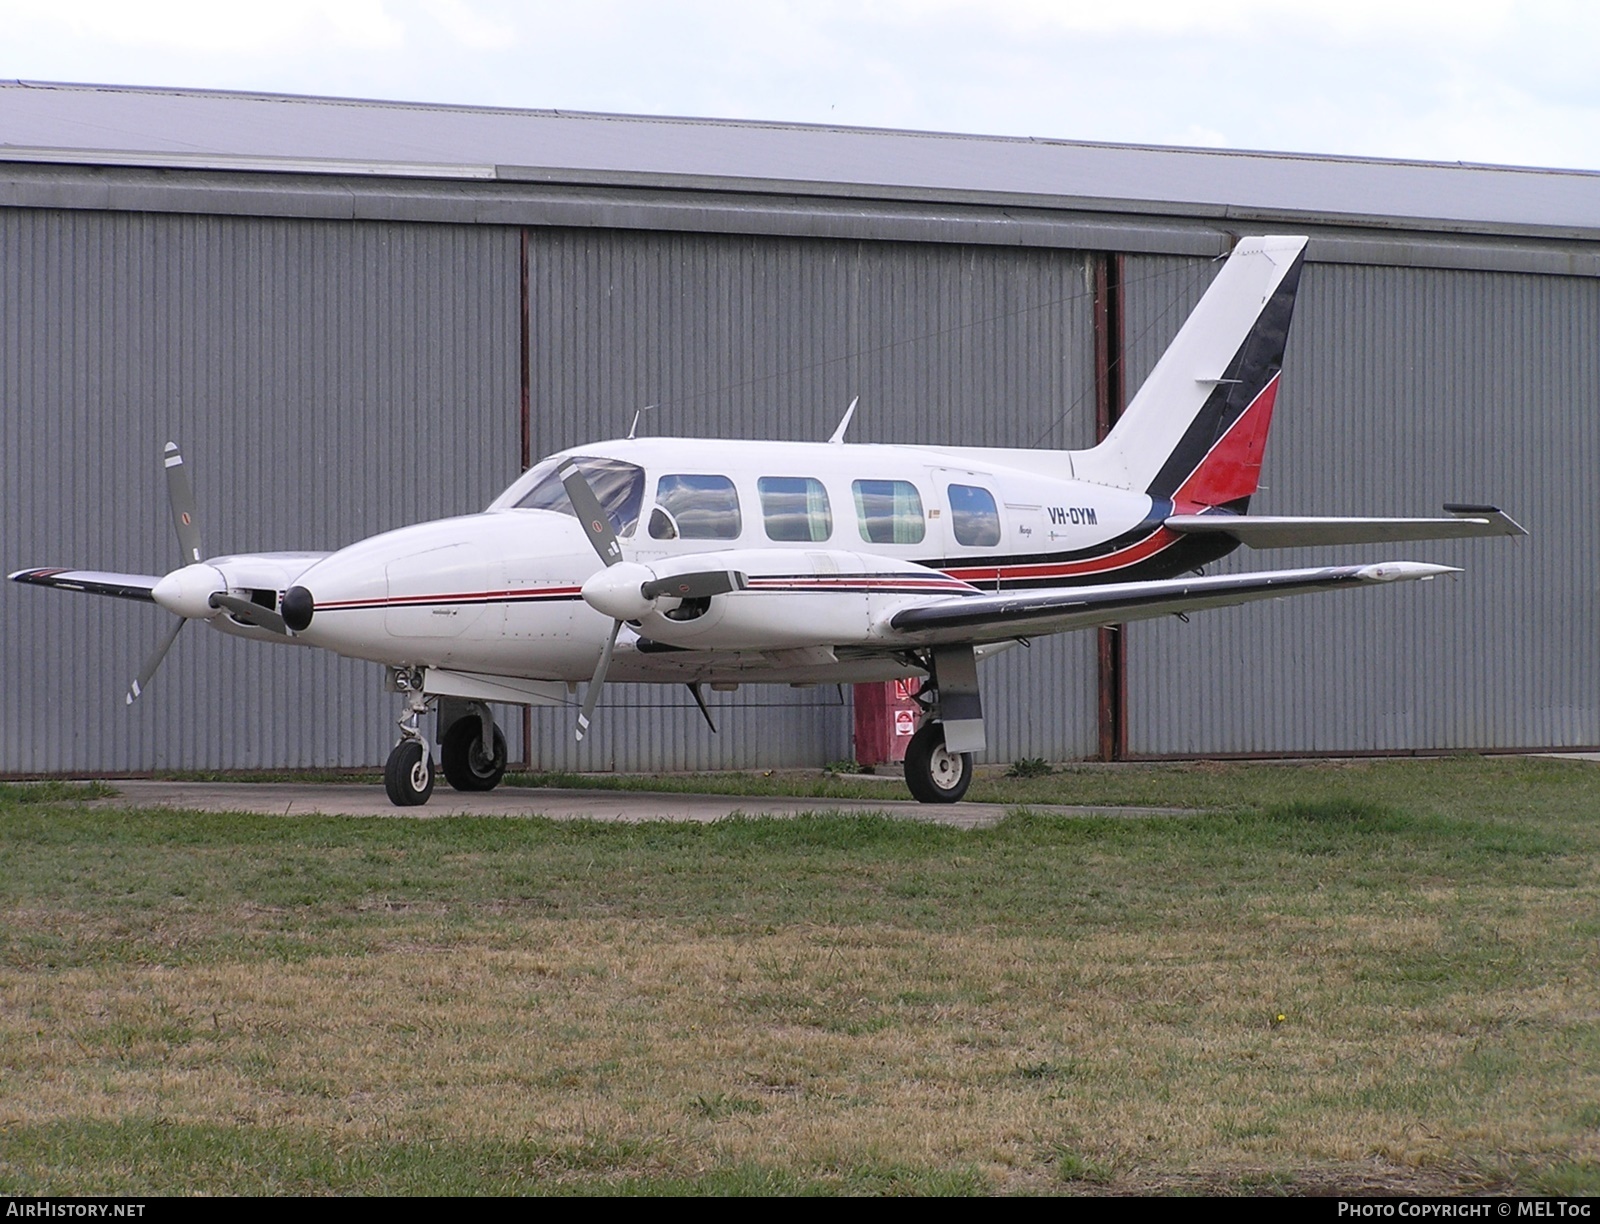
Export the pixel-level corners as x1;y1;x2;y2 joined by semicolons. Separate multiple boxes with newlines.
4;80;1598;776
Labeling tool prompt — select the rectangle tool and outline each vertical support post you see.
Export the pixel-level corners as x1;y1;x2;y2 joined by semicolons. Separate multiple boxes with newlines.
519;227;534;770
1093;250;1129;762
519;227;532;473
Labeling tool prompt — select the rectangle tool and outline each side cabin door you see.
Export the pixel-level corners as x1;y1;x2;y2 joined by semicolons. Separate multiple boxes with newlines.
927;467;1007;587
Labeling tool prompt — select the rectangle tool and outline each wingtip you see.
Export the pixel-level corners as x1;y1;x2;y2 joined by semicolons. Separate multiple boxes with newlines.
1356;562;1464;583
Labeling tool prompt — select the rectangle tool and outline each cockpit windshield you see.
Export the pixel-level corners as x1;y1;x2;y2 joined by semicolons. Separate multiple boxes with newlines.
510;456;644;537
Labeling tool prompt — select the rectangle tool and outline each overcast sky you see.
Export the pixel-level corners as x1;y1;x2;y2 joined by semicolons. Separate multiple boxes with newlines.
2;0;1598;172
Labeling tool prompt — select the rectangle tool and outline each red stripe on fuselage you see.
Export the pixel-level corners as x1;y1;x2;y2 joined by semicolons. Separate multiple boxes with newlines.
317;585;583;611
1171;373;1280;511
943;524;1181;585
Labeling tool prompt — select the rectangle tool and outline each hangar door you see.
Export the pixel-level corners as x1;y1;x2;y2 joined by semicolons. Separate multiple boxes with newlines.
518;227;1103;771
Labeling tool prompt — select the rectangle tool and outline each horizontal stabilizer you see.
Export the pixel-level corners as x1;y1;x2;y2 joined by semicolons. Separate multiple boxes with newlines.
1164;506;1526;548
9;567;160;603
884;561;1458;647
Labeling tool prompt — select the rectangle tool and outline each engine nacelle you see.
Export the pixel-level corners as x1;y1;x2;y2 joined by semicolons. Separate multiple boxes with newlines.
635;548;974;651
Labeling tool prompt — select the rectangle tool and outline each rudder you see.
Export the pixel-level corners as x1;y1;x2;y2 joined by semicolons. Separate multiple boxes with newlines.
1073;235;1308;511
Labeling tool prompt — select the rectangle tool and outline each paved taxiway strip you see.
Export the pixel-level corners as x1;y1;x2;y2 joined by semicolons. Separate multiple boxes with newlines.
102;780;1192;830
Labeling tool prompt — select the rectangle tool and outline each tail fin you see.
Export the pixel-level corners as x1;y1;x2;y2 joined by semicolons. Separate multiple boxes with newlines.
1074;235;1308;511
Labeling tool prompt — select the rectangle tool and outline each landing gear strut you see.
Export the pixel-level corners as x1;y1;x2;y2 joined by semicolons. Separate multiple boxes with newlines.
385;680;435;806
902;645;984;804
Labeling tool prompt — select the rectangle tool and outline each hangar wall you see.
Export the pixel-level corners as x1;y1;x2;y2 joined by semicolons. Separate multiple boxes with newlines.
1;209;524;772
3;169;1596;774
3;211;1109;774
1120;255;1600;755
520;228;1101;770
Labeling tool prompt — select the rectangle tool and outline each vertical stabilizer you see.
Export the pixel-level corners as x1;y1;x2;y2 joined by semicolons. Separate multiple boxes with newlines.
1073;236;1308;510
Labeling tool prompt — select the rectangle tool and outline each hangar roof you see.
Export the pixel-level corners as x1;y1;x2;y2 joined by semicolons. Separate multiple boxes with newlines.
5;79;1600;242
4;79;1600;278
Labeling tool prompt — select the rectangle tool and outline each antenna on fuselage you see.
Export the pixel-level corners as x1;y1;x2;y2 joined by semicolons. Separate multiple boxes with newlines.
827;396;860;444
627;404;657;440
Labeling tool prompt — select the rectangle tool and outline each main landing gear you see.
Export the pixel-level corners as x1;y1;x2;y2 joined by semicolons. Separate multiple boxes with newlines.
903;721;973;804
383;670;508;807
440;712;507;792
900;645;985;805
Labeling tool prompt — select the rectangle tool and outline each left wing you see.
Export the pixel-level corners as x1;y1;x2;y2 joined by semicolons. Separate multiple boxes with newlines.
9;567;160;603
879;561;1457;648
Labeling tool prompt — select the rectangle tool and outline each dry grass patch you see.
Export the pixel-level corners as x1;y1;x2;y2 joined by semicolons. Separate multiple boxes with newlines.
0;766;1597;1194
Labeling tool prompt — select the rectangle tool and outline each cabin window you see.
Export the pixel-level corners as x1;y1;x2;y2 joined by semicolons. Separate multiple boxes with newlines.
758;476;832;542
948;484;1001;547
649;474;743;540
852;479;925;545
514;456;643;537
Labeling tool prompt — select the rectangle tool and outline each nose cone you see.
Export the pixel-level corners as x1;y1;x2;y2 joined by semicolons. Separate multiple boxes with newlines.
151;563;226;619
281;585;315;632
581;561;655;622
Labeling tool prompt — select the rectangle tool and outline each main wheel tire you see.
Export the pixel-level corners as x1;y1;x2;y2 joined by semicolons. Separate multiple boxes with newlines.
903;721;973;804
440;719;508;792
384;740;435;807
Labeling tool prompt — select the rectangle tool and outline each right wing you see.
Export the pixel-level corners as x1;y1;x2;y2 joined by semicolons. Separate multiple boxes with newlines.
880;561;1458;648
9;567;161;604
1164;504;1526;548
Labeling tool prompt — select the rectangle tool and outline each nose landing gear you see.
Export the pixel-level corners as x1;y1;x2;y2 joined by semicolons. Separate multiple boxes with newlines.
383;672;509;806
385;685;436;807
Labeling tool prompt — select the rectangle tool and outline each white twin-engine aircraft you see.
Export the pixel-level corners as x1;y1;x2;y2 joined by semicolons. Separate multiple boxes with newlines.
13;235;1523;806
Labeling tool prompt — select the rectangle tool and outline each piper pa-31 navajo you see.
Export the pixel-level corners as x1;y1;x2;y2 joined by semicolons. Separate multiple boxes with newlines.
12;235;1523;806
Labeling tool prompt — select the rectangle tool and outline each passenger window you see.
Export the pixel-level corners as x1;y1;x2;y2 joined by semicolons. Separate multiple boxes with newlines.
514;455;644;537
948;484;1001;547
650;474;742;540
852;480;925;545
758;476;832;542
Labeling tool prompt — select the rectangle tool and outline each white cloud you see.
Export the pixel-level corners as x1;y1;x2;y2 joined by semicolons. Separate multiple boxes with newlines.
0;0;406;53
417;0;517;51
2;0;1599;169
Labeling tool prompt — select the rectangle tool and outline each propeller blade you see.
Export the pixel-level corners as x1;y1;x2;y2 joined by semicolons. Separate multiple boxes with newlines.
126;617;185;706
163;442;203;566
209;592;290;635
559;459;623;568
640;570;747;601
577;619;622;741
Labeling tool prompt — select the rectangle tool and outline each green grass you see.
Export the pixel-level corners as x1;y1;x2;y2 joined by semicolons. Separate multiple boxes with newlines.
0;757;1597;1195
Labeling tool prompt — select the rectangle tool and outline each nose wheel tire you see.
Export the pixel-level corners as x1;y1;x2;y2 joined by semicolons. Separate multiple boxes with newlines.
384;740;435;807
440;719;508;792
903;721;973;804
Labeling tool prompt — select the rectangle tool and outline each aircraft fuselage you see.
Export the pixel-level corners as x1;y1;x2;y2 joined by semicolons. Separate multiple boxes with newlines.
276;435;1223;685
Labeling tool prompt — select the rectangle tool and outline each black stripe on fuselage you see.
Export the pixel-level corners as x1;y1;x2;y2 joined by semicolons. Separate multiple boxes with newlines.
1144;249;1306;502
918;528;1241;590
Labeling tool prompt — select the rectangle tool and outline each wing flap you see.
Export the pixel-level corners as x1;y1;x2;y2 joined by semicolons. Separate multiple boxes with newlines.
1165;505;1526;548
884;562;1458;646
9;567;161;603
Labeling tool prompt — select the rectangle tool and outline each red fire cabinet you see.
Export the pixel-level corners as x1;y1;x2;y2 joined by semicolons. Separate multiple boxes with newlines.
853;678;923;766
